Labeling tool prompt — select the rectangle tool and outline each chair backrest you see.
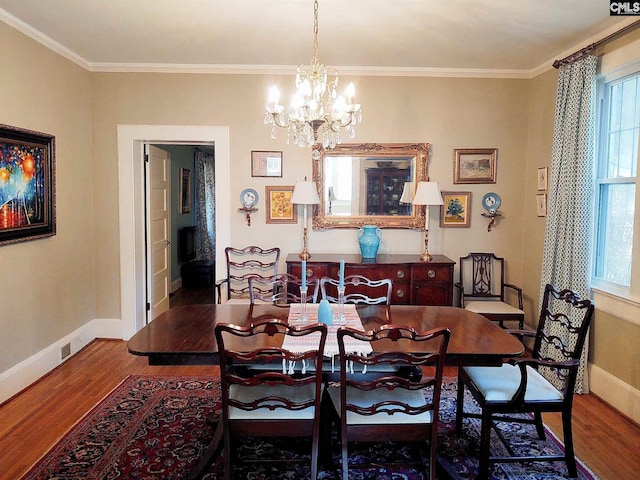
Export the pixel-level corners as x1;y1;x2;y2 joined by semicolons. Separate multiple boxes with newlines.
249;273;319;304
223;246;280;300
336;324;450;420
533;284;595;393
215;319;327;415
459;252;506;300
320;274;392;305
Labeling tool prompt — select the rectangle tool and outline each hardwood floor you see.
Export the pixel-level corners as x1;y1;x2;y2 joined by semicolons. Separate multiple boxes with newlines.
1;286;638;479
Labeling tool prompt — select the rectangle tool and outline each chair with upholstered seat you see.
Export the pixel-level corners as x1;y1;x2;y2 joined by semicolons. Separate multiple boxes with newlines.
455;283;594;479
320;274;392;305
248;273;319;304
215;246;280;303
215;319;327;480
456;252;525;329
325;324;450;480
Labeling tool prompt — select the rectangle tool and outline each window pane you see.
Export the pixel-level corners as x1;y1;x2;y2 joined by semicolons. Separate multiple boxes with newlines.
606;76;639;178
596;183;635;286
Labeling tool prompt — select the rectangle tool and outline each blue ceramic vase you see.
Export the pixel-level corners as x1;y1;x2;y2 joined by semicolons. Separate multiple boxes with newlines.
358;225;382;259
318;299;333;325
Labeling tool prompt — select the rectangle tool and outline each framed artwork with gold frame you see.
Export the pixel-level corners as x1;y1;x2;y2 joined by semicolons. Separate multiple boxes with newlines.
265;185;297;224
453;148;497;184
440;191;471;228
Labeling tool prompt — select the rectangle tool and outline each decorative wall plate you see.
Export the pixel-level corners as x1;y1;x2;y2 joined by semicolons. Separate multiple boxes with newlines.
240;188;259;208
481;192;501;213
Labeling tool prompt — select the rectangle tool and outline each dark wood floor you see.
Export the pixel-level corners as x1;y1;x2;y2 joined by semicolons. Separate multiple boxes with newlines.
0;286;638;479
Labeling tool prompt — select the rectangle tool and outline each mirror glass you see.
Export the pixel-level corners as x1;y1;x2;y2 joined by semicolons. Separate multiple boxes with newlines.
312;143;430;229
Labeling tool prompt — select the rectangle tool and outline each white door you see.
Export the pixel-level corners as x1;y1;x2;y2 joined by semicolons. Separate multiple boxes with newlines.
146;145;171;321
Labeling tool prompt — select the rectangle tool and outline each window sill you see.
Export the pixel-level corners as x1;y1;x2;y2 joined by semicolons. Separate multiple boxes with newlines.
591;285;640;327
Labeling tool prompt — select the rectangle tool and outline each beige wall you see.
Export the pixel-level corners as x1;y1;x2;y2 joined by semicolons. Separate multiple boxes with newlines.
0;24;93;372
1;20;638;398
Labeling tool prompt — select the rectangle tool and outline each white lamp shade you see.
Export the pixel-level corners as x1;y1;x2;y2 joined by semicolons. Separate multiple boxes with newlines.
412;181;443;206
291;180;320;205
399;181;414;204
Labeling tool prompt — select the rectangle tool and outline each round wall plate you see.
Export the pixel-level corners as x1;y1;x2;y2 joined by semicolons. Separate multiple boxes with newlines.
482;192;501;212
240;188;259;208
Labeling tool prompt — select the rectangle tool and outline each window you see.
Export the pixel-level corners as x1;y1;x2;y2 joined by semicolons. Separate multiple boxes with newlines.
594;72;639;289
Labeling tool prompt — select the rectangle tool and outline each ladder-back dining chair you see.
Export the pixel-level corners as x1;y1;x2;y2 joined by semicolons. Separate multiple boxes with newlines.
215;246;280;303
248;273;319;304
320;274;392;305
455;283;595;479
456;252;525;329
325;324;450;480
215;319;327;480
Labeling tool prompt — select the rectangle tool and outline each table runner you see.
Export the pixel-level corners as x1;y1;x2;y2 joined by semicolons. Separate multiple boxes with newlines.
284;304;372;371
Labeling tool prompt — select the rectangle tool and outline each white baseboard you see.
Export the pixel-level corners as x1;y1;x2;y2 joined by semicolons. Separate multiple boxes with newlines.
588;362;640;424
171;278;182;293
0;318;122;405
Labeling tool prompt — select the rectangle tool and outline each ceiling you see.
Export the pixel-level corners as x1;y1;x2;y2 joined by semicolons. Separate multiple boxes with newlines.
0;0;632;77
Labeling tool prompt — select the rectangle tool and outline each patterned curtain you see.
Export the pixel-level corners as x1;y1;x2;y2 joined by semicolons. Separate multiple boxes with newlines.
194;149;215;262
540;55;597;393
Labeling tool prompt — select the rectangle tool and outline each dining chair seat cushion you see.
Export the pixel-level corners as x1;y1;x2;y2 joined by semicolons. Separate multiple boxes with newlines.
462;364;564;402
327;385;433;425
228;384;318;420
464;300;524;315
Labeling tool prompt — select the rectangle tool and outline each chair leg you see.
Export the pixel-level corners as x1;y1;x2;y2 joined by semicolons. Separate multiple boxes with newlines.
477;410;492;480
534;411;546;440
456;374;465;433
562;410;578;477
311;422;319;480
341;427;349;480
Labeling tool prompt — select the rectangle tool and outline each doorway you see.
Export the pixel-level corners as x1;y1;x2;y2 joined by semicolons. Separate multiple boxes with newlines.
117;125;231;340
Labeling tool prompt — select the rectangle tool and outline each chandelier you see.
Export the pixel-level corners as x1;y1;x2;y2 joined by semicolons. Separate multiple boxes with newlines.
264;0;362;158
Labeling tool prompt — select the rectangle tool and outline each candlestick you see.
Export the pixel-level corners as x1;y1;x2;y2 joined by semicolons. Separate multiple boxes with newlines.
339;259;345;288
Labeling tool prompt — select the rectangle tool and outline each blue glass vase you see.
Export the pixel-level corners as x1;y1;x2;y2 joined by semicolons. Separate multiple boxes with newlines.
318;299;333;326
357;225;382;259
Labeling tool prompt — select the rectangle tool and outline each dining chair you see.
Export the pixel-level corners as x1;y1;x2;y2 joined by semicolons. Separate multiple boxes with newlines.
455;283;595;479
320;274;392;305
325;324;450;480
215;246;280;303
248;273;319;304
214;319;327;480
455;252;525;329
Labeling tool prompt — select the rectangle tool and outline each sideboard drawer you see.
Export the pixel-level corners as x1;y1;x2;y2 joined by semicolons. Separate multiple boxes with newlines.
346;265;410;282
288;263;330;281
411;265;453;282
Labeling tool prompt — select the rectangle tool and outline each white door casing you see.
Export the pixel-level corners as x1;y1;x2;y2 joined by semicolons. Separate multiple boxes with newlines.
117;125;231;340
146;145;171;321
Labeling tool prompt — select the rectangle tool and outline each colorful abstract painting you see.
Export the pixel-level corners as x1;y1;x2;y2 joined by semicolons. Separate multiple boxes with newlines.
0;125;55;245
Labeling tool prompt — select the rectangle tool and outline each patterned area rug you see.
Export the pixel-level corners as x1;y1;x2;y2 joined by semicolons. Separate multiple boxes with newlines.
21;375;598;480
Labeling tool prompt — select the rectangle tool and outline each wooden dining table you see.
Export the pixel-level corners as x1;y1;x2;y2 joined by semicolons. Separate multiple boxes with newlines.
128;303;523;366
127;303;524;479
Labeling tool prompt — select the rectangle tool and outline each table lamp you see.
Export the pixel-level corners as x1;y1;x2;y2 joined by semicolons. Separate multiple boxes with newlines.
327;186;337;214
291;178;320;260
412;181;443;261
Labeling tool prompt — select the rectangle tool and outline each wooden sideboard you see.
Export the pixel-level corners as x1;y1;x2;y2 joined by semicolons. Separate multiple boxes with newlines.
285;253;455;306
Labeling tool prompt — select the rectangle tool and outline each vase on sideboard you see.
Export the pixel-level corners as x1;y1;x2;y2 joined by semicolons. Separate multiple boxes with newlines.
357;225;382;259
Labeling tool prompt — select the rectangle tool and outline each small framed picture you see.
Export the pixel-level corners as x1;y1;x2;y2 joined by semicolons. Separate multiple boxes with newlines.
179;168;192;213
536;193;547;217
537;166;548;191
251;150;282;177
440;191;472;228
453;148;497;184
265;186;297;224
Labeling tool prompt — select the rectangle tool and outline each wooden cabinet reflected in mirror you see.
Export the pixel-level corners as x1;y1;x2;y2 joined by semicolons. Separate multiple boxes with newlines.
312;143;430;229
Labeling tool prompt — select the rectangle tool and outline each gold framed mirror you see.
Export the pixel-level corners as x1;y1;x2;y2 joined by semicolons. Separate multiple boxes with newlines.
312;143;430;229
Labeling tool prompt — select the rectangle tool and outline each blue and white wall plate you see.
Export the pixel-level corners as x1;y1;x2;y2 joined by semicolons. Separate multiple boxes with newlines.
240;188;259;208
481;192;501;214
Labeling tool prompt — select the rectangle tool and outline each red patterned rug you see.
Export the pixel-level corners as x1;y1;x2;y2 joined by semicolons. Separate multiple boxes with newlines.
21;375;598;480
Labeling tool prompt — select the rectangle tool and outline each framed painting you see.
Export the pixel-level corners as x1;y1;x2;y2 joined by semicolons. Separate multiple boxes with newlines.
0;124;56;246
537;166;548;191
251;150;283;177
536;193;547;217
265;185;297;224
179;168;192;213
440;191;471;228
453;148;497;184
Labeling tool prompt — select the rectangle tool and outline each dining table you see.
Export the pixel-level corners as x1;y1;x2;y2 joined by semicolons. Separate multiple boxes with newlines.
127;302;524;479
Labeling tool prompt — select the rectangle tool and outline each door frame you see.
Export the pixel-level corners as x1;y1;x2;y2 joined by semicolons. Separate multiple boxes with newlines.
117;125;231;340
